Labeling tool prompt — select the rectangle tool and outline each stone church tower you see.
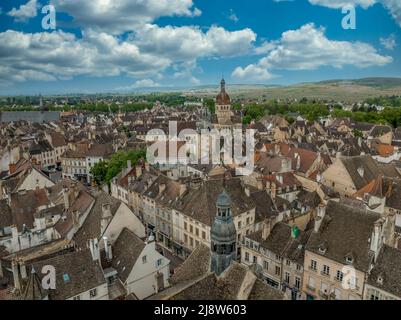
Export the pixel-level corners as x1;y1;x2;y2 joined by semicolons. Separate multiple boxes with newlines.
210;190;237;276
215;78;232;125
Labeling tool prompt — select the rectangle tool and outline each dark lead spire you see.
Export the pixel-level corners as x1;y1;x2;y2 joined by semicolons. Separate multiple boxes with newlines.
220;78;226;93
210;190;237;276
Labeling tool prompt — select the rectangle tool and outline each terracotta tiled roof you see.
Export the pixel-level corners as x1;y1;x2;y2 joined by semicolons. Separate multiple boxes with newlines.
376;144;394;157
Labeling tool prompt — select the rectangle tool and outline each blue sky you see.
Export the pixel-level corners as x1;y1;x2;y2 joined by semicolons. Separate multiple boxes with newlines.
0;0;400;95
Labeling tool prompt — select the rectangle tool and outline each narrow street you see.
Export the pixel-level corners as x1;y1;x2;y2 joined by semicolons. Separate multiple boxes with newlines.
156;244;184;274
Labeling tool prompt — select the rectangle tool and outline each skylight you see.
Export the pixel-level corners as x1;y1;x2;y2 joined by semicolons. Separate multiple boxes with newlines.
63;273;70;283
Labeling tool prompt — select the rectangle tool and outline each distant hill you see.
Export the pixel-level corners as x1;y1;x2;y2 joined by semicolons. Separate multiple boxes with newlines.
8;77;399;102
317;77;401;89
182;77;401;103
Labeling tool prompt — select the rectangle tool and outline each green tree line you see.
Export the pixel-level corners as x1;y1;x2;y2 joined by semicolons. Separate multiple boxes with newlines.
90;150;146;187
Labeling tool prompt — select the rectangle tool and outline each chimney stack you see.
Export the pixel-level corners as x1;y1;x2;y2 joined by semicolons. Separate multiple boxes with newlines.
370;218;384;260
62;186;69;210
72;210;80;229
9;163;16;175
317;204;326;218
262;219;274;241
19;260;27;280
159;183;166;195
69;181;79;200
89;238;100;262
103;237;113;261
295;154;301;171
11;225;18;239
357;166;365;177
256;178;263;190
11;260;21;291
179;183;187;197
135;165;142;178
314;216;323;233
314;204;326;233
271;182;277;199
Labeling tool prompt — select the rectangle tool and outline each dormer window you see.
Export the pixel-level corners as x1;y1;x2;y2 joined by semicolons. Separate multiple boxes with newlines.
319;242;327;254
346;256;354;264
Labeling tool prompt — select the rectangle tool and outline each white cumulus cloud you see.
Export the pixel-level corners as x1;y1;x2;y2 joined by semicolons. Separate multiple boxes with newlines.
308;0;401;27
233;23;392;81
116;79;161;91
380;34;397;50
381;0;401;27
308;0;375;9
133;24;257;61
0;30;170;84
232;64;274;81
0;22;258;85
51;0;201;34
7;0;39;22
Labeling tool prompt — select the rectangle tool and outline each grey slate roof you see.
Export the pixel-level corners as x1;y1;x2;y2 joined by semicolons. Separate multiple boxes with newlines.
250;190;277;223
164;244;284;300
72;192;121;248
111;228;146;283
306;201;379;272
248;278;286;300
369;125;392;138
1;111;60;123
170;243;211;286
283;229;313;266
367;245;401;298
0;199;12;229
31;249;106;300
248;222;292;255
173;178;255;226
341;155;398;190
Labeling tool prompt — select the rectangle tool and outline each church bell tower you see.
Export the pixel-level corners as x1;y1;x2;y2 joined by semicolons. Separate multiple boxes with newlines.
210;190;237;275
215;78;232;125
